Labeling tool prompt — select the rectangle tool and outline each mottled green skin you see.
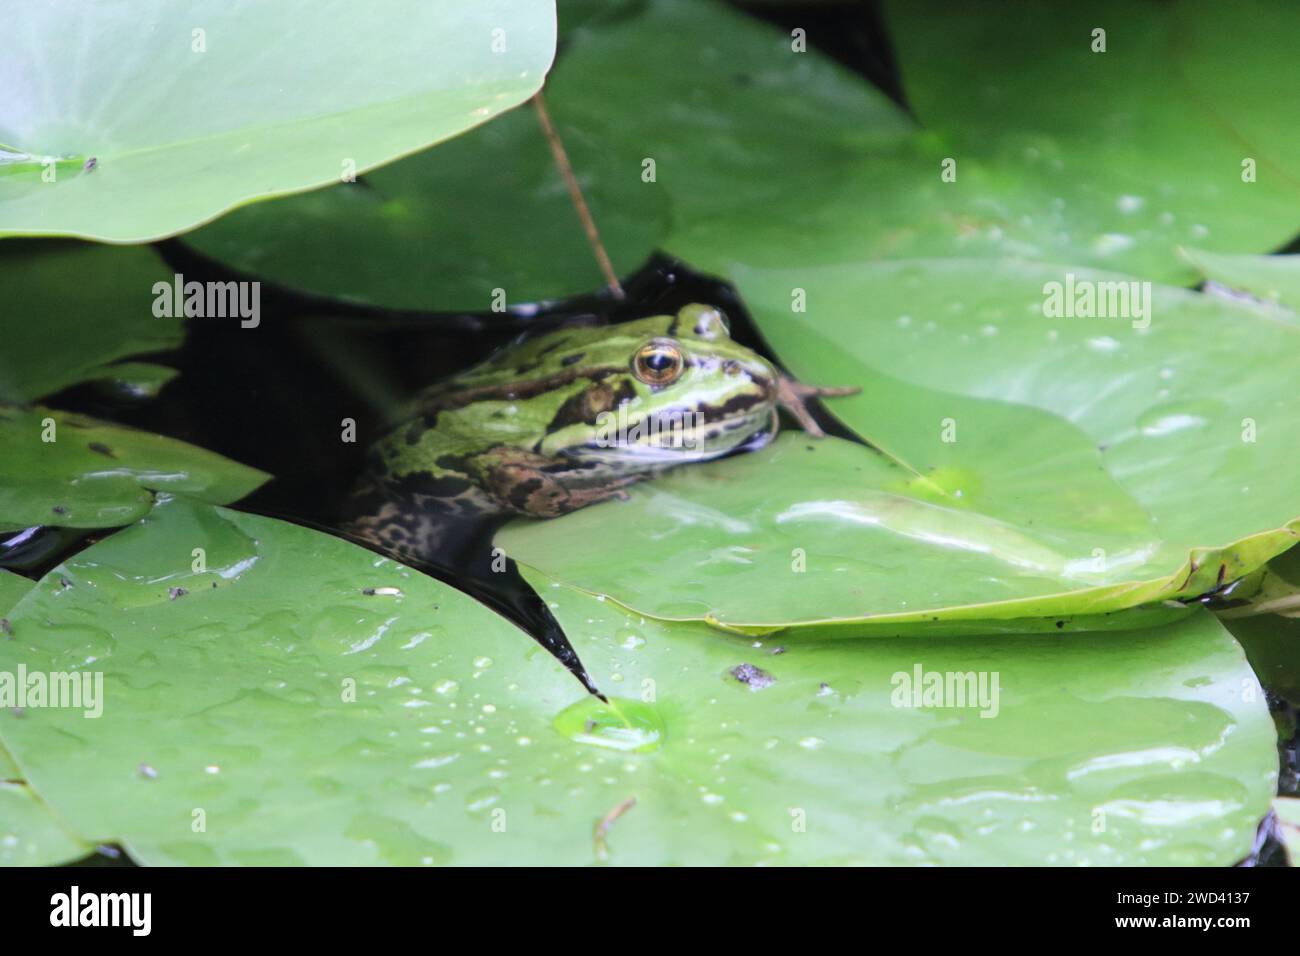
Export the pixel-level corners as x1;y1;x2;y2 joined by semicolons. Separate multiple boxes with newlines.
344;305;783;559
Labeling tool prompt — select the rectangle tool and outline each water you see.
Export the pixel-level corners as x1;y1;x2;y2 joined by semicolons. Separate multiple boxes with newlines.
553;696;665;753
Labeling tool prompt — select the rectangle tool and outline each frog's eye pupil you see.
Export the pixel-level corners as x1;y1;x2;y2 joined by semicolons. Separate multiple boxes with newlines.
633;340;684;385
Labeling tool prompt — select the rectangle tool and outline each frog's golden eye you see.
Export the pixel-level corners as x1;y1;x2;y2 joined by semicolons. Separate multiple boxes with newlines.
632;339;685;386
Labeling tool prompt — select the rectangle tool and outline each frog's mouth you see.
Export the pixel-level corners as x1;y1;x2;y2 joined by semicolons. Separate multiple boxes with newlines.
571;401;777;468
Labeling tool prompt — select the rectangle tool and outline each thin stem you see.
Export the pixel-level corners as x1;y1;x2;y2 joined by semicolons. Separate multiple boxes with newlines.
532;92;625;299
593;796;636;861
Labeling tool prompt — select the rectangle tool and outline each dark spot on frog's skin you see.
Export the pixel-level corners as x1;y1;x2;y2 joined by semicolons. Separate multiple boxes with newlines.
560;353;585;367
404;419;433;445
545;379;635;434
433;455;471;474
696;393;765;425
168;587;188;600
1055;620;1065;629
88;441;116;458
402;470;475;501
729;663;775;690
507;478;547;511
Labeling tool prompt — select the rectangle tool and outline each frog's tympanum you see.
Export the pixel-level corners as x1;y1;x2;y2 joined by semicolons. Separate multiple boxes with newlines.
345;304;856;562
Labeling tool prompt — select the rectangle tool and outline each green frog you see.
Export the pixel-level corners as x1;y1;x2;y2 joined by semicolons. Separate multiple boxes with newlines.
344;303;856;561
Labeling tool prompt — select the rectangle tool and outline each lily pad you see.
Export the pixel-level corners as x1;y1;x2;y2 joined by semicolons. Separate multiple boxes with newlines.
0;499;1277;864
0;569;88;866
876;0;1300;283
183;101;669;311
0;569;31;617
0;781;89;866
1221;609;1300;707
737;259;1300;562
0;243;181;403
0;0;556;241
0;406;269;531
499;434;1182;632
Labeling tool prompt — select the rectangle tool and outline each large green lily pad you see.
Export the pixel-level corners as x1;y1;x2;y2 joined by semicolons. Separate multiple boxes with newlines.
0;406;269;531
738;259;1300;560
0;0;556;241
0;498;1277;865
0;779;89;866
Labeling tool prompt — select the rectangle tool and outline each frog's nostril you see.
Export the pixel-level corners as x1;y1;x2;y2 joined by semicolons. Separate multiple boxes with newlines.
723;360;741;375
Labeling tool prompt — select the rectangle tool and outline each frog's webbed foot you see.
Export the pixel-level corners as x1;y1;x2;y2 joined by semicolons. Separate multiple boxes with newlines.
775;375;860;438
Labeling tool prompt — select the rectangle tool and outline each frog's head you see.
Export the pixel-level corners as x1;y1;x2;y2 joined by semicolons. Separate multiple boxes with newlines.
539;304;780;469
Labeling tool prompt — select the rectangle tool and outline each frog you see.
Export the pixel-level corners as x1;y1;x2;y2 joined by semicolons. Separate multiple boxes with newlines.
343;303;857;563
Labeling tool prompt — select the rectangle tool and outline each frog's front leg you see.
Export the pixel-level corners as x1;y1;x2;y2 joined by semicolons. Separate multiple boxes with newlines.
776;375;860;437
469;446;643;519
